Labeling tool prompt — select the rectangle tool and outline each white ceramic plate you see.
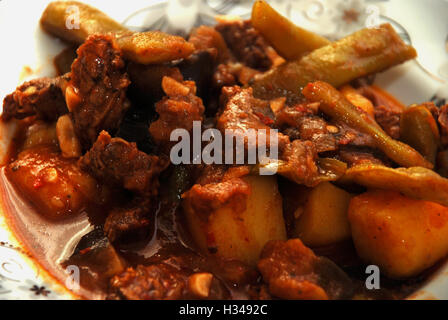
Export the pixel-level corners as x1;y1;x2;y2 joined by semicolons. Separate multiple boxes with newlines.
0;0;447;300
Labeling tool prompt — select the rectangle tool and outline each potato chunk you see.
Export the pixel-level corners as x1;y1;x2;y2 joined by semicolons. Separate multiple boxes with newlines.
6;146;102;220
294;182;353;247
182;175;286;266
348;190;448;278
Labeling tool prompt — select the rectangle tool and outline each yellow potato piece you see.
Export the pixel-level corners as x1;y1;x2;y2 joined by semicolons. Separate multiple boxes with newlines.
344;164;448;207
183;175;286;266
6;146;101;220
349;190;448;278
294;182;353;247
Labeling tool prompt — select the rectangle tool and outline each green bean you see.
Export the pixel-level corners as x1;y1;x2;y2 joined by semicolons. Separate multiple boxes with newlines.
344;164;448;207
302;81;433;169
41;1;194;64
41;1;127;44
251;24;417;102
400;105;440;164
251;0;330;60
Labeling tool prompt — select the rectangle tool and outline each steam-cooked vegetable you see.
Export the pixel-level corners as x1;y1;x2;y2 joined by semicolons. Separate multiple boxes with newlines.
254;157;347;186
116;31;195;65
340;85;375;118
41;1;127;44
41;1;194;64
349;190;448;278
182;175;287;266
251;0;329;60
400;104;440;164
343;164;448;207
437;150;448;178
6;146;102;220
294;182;353;247
302;81;432;169
252;24;417;102
316;158;348;182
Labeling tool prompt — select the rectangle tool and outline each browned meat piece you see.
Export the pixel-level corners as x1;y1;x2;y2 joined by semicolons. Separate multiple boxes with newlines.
217;87;322;185
149;76;205;147
258;239;353;300
110;264;188;300
67;34;131;148
274;104;317;126
188;25;231;63
213;63;261;89
374;105;401;139
104;198;152;243
79;131;168;196
275;104;337;153
280;140;319;186
358;86;403;139
332;121;376;148
438;104;448;147
211;258;258;287
159;249;257;290
217;86;289;151
127;62;183;103
2;77;67;121
216;20;272;71
274;102;375;152
194;164;228;185
109;252;237;300
339;147;385;167
213;63;237;88
299;117;337;153
258;239;328;300
182;178;250;219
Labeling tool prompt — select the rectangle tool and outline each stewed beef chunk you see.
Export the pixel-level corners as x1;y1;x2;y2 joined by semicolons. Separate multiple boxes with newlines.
374;105;401;139
216;20;272;71
2;77;67;121
67;34;131;148
104;197;153;243
109;264;188;300
217;86;290;151
79;131;168;196
108;251;234;300
149;76;205;147
438;104;448;147
258;239;353;300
